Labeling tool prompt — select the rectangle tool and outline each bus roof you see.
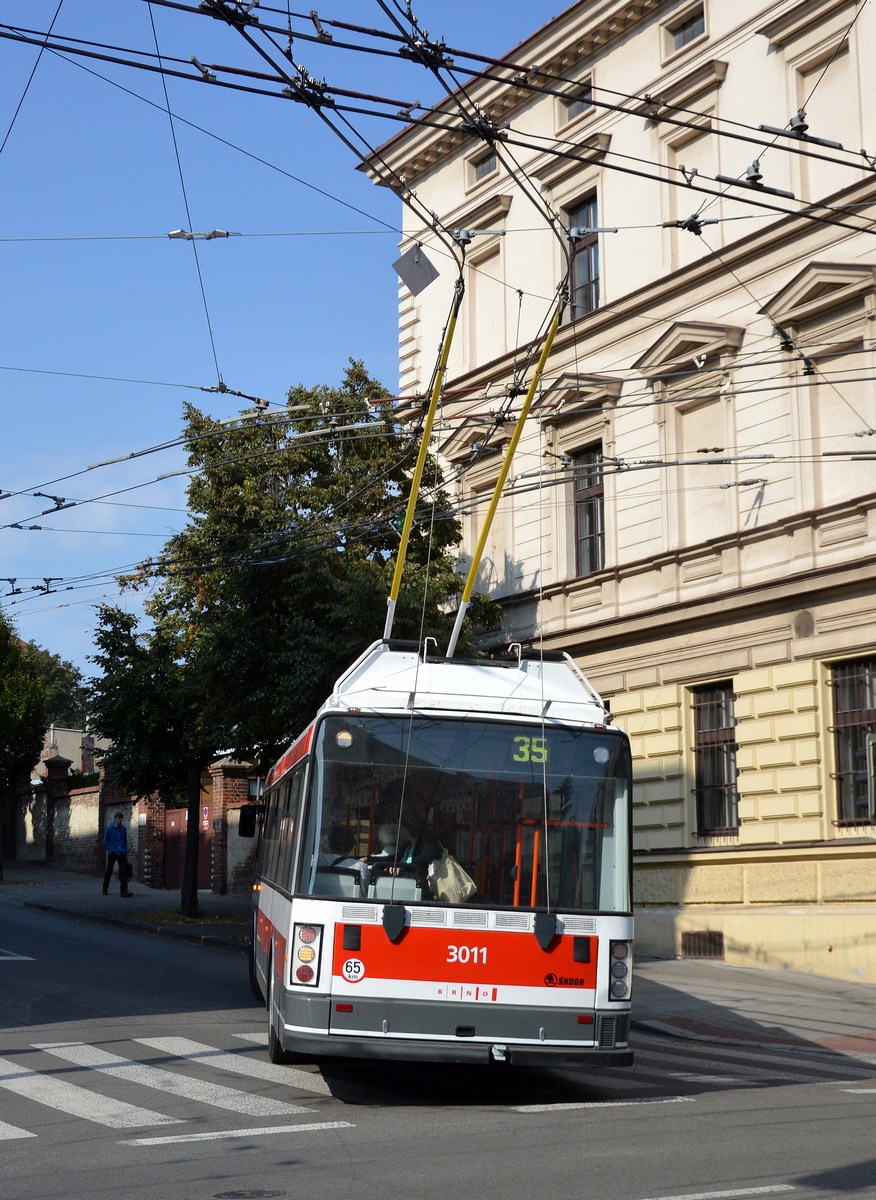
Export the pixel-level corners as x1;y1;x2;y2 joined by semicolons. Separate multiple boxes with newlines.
322;640;610;726
264;642;614;790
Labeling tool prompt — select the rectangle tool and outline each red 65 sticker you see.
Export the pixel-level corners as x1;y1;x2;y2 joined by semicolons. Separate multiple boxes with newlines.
342;958;365;983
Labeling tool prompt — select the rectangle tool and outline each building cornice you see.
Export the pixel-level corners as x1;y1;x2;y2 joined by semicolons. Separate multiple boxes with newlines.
501;496;876;655
433;173;876;397
360;0;671;186
756;0;858;48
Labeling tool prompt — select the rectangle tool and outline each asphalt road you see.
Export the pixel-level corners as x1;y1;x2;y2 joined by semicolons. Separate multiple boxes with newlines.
2;905;875;1200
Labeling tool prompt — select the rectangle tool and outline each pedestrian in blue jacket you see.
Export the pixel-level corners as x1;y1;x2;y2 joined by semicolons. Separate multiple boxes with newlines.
103;811;132;897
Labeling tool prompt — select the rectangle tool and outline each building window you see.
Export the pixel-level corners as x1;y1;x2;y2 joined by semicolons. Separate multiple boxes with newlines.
573;445;604;576
830;658;876;824
564;81;593;123
569;195;600;319
471;149;497;183
692;683;738;834
668;7;705;52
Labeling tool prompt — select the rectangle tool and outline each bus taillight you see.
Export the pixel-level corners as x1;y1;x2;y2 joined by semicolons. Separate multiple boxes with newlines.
293;923;322;986
608;940;632;1000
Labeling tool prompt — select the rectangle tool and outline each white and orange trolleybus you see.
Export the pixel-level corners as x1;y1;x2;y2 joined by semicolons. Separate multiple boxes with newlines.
244;638;634;1068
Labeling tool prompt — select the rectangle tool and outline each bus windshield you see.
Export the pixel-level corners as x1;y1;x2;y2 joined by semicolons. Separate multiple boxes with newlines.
299;714;631;913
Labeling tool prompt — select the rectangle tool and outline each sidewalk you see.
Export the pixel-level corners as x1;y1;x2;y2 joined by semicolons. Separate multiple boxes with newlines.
3;862;876;1059
0;861;251;952
633;956;876;1058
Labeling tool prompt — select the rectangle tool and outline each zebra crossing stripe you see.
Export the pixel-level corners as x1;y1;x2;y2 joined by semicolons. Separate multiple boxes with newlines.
32;1042;314;1117
121;1120;354;1147
0;1120;37;1140
137;1037;331;1097
0;1055;180;1129
514;1096;696;1113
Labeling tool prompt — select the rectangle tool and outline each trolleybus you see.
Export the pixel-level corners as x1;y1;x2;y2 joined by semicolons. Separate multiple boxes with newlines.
244;638;633;1067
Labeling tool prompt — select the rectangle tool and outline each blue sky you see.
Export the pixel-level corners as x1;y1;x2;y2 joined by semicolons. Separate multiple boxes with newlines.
0;1;554;676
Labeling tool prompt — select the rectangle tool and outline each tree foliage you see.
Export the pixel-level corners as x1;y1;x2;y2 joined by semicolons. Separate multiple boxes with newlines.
142;359;499;768
89;605;217;916
0;613;49;873
21;642;89;728
87;360;499;912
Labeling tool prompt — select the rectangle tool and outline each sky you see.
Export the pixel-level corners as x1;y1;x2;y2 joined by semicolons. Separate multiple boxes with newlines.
0;0;557;677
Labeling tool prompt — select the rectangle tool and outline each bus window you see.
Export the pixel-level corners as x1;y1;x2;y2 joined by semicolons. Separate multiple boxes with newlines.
297;715;631;912
275;767;304;889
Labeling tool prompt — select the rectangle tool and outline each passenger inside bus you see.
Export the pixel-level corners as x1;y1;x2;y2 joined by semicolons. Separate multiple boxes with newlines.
365;821;443;894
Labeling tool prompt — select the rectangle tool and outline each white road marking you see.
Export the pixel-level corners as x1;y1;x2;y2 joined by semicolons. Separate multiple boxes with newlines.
0;1055;179;1128
137;1037;331;1097
0;1119;37;1140
514;1096;696;1112
639;1042;876;1076
233;1032;268;1044
667;1073;740;1084
0;949;35;962
638;1188;794;1200
120;1120;353;1146
33;1042;313;1116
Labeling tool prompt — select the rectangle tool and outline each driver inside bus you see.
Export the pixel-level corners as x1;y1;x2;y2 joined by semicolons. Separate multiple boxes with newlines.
365;821;442;891
318;824;370;889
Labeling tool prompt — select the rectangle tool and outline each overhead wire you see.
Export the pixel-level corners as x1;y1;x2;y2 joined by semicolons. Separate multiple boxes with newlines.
7;7;874;234
0;24;399;231
3;4;868;628
147;1;224;385
696;229;872;428
5;10;876;250
0;0;64;156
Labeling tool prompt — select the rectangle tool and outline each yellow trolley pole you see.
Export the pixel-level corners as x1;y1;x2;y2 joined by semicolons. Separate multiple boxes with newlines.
384;279;465;641
446;293;565;658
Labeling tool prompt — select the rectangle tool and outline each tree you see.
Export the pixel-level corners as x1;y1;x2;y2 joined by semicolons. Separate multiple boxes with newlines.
20;642;89;728
0;613;49;877
144;359;498;766
90;360;499;913
88;606;218;918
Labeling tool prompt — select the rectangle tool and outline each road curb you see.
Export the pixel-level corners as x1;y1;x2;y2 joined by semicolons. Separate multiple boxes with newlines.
631;1018;856;1057
22;901;248;954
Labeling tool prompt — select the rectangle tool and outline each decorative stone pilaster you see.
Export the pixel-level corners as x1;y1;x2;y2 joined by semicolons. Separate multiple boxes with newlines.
137;794;165;889
208;758;254;895
42;755;72;862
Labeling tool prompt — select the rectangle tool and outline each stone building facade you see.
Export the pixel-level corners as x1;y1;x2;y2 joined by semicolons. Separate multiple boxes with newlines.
364;0;876;980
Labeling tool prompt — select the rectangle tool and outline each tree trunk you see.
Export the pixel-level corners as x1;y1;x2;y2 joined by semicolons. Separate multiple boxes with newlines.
180;758;203;918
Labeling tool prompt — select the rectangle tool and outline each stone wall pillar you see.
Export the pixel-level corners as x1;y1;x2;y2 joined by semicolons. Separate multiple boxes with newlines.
208;758;253;895
138;793;166;889
42;755;72;862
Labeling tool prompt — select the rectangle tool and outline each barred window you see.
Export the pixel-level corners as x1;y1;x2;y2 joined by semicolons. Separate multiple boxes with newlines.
573;445;605;577
692;683;738;834
830;658;876;824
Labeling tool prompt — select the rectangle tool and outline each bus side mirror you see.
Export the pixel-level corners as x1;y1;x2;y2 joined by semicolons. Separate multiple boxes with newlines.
238;804;260;838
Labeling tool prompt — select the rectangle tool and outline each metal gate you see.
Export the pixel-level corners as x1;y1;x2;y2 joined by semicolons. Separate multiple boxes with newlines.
163;805;213;890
